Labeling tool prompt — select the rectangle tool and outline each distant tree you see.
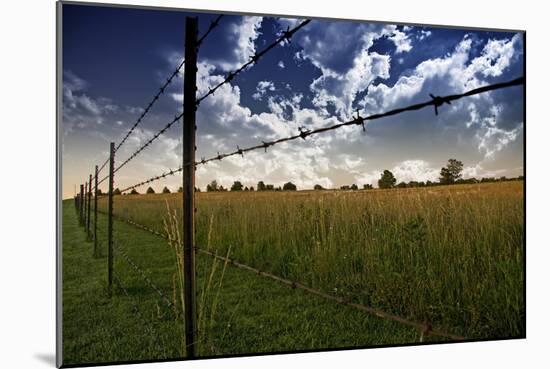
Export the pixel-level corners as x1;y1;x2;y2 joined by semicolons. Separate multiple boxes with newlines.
177;186;183;193
206;180;219;192
314;184;324;190
283;182;297;191
130;188;139;195
195;187;201;192
265;184;274;191
162;186;171;194
408;181;420;187
231;181;244;191
350;184;358;190
426;180;434;187
397;182;408;188
97;189;103;195
244;186;249;191
219;185;227;192
340;185;351;190
113;188;121;195
378;170;396;189
439;158;464;185
275;186;282;191
257;181;266;191
146;187;155;194
363;184;373;190
249;186;255;191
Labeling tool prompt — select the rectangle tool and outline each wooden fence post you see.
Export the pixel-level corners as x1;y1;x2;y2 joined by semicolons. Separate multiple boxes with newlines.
94;165;98;256
108;142;115;292
87;174;92;239
182;16;198;359
79;184;84;225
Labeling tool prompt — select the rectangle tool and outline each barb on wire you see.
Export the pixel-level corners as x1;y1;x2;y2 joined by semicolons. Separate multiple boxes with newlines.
197;14;224;47
112;272;168;357
196;19;311;106
114;112;184;174
115;60;186;153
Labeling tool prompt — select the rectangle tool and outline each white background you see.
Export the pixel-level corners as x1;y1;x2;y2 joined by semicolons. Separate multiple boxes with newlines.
0;0;548;368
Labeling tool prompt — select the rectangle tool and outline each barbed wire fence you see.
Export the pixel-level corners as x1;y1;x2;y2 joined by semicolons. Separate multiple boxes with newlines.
72;15;525;359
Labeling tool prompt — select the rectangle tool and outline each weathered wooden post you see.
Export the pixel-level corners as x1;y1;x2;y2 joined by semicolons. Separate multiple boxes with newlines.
182;16;198;358
94;165;98;256
87;174;92;239
79;184;84;225
108;142;115;292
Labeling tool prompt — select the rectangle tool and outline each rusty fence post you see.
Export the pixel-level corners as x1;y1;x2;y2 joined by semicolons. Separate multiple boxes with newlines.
107;142;115;292
182;16;198;359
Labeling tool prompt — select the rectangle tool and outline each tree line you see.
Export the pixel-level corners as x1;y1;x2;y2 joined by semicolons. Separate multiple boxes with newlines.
101;158;523;195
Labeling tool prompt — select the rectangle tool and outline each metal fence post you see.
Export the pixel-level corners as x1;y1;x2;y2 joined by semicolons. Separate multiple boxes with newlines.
108;142;115;292
79;184;84;225
182;16;198;359
87;174;92;239
94;165;98;257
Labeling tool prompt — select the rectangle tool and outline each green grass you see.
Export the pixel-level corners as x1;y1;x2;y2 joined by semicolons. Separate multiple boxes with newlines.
63;181;524;365
62;197;427;366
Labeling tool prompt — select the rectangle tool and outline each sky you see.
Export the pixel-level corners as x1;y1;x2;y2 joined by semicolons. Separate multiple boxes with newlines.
61;4;524;199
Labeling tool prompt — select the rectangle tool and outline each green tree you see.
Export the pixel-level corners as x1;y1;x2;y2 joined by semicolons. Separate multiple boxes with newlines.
206;180;218;192
113;188;121;195
231;181;244;191
350;184;358;190
363;184;373;190
177;186;183;193
314;184;324;190
397;182;408;188
378;170;396;189
265;184;274;191
283;182;297;191
146;187;155;194
162;186;171;194
130;188;139;195
439;158;464;185
257;181;266;191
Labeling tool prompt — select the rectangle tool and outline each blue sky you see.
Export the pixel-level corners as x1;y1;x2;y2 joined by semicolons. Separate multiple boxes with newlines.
61;3;524;198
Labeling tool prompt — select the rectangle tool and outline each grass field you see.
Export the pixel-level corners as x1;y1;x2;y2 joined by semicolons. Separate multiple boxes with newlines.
63;181;524;365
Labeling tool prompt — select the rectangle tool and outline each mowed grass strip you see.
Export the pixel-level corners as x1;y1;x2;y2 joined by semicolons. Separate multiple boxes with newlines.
63;200;421;365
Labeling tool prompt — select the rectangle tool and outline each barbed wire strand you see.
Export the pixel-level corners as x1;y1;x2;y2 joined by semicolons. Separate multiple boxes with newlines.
119;76;524;193
105;212;464;341
195;19;311;107
197;14;224;48
114;112;185;175
113;242;176;312
115;61;186;153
